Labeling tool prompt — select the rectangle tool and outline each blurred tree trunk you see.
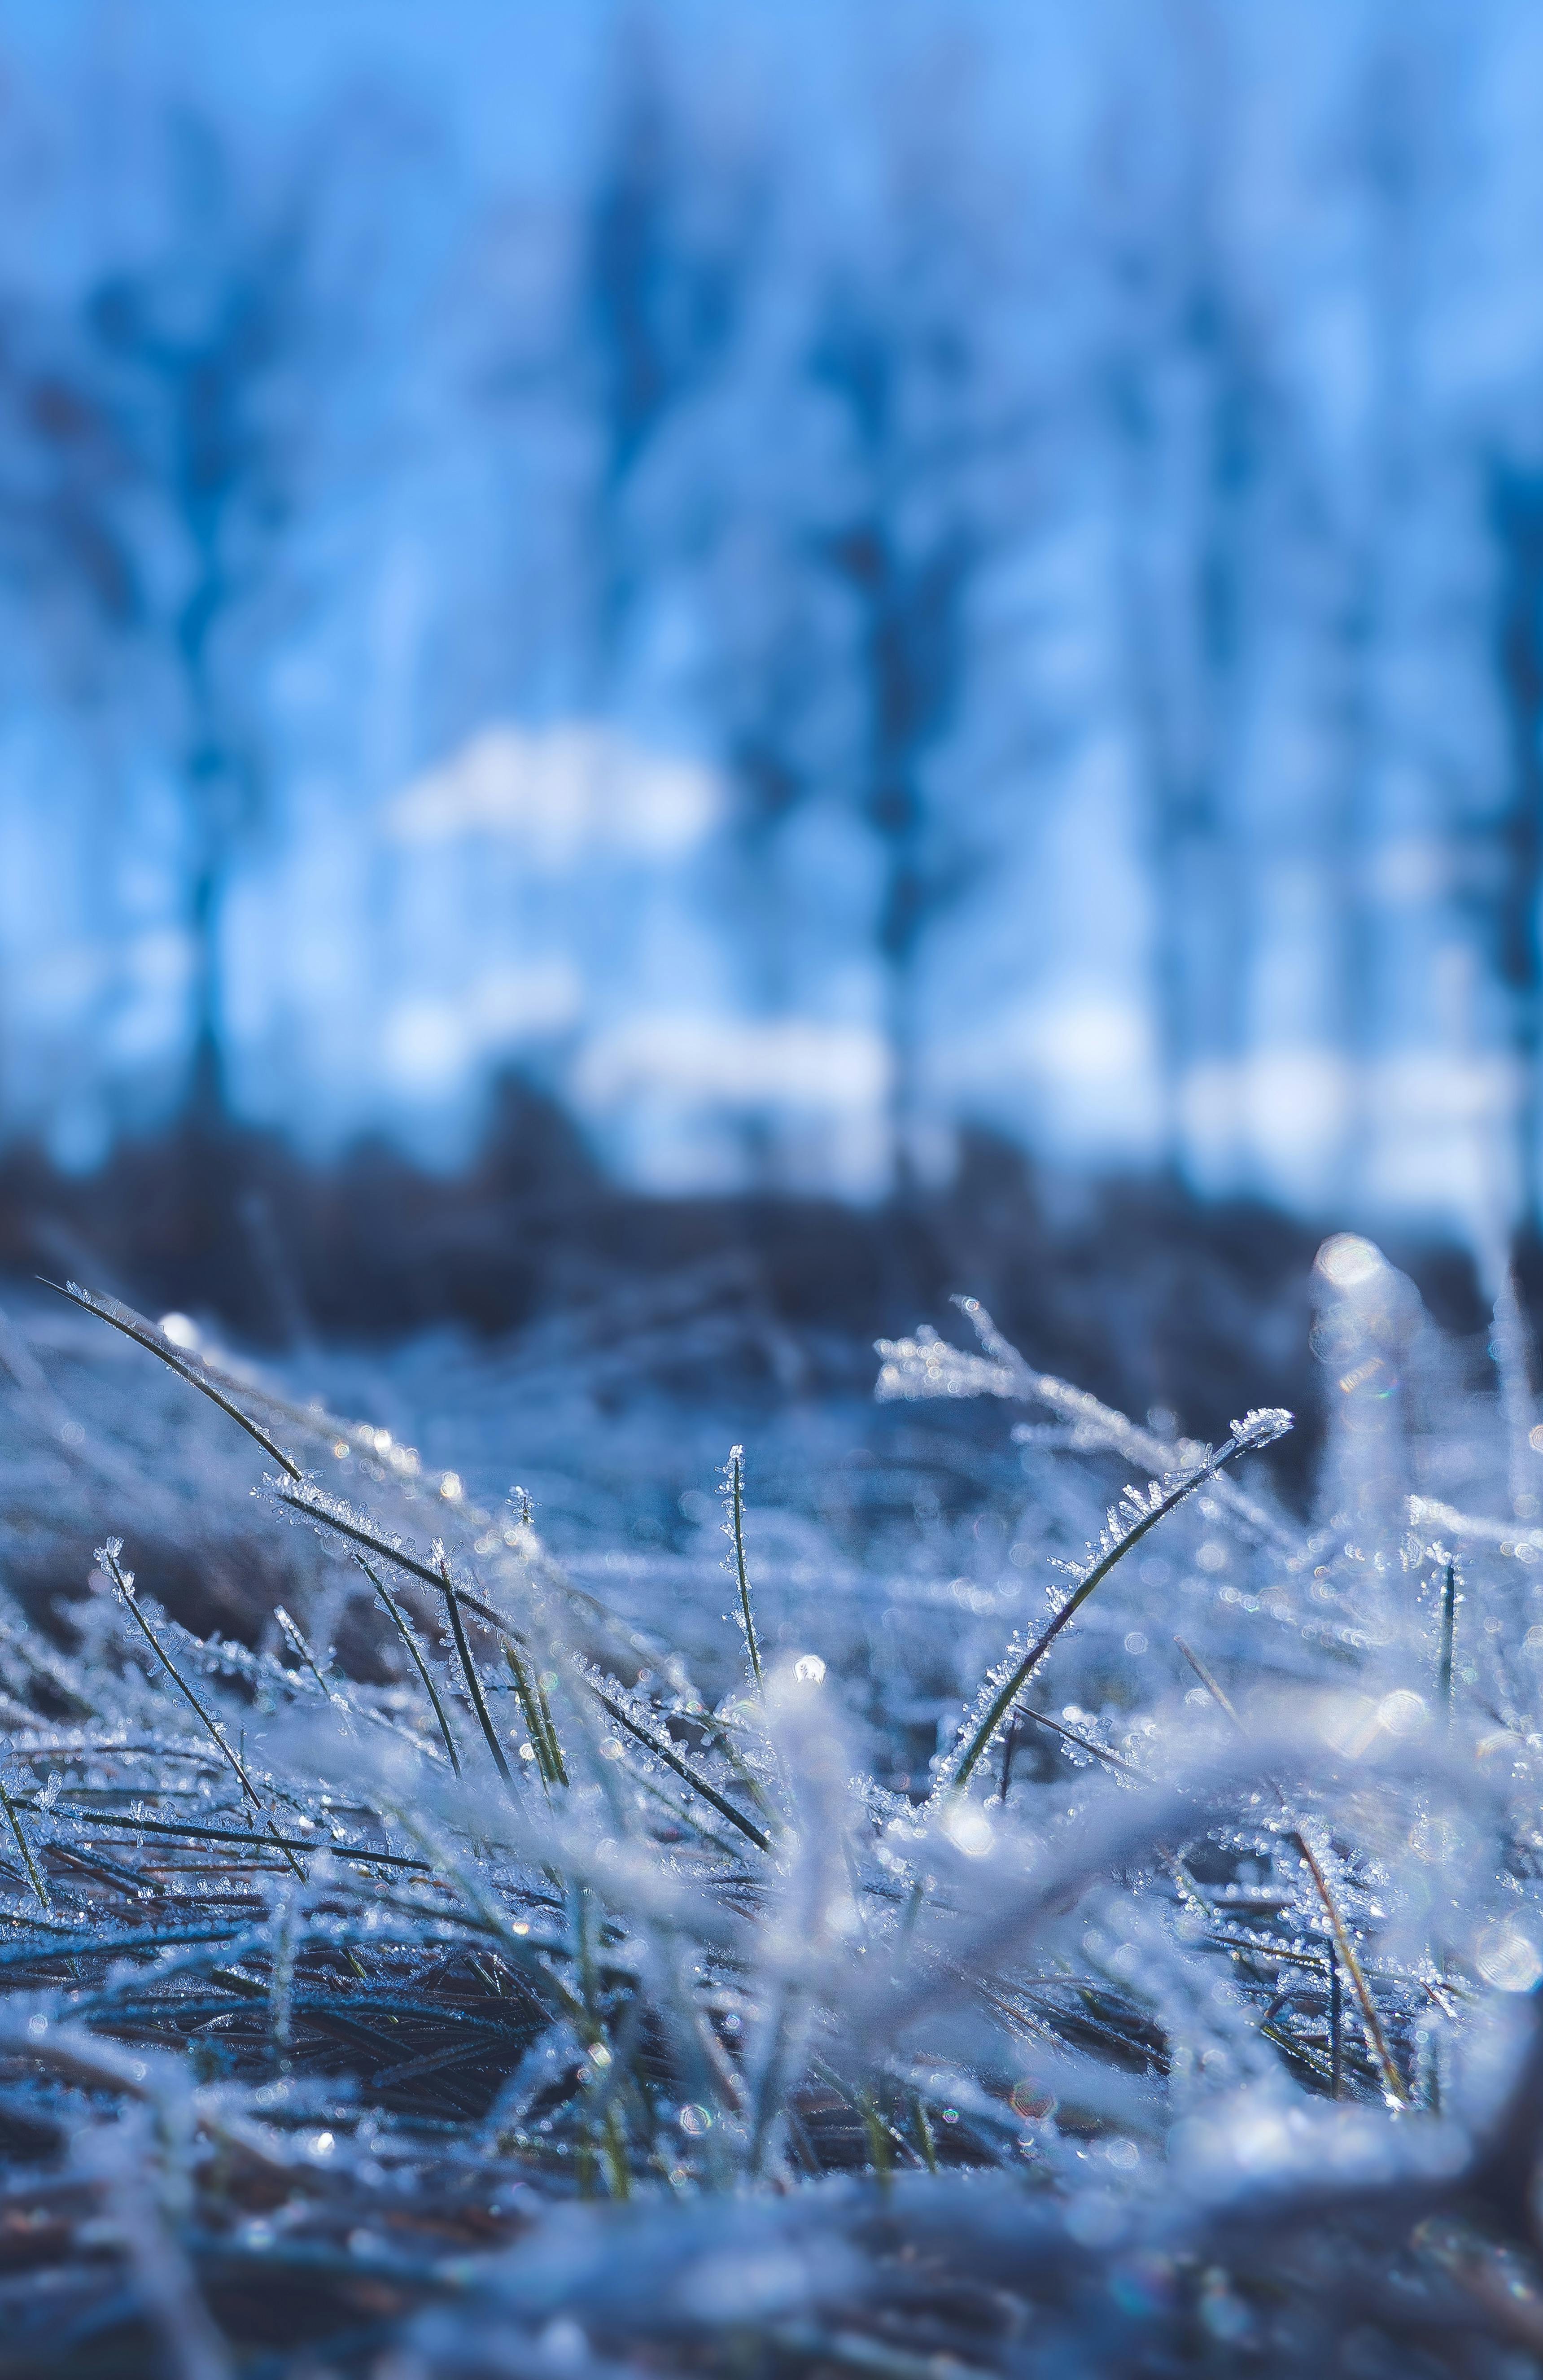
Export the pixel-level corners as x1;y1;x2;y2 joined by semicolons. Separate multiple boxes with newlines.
1487;462;1543;1230
1101;0;1262;1190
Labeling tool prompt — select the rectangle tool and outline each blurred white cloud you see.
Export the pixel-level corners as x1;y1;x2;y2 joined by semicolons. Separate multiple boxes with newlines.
380;961;582;1092
383;722;721;867
573;1015;890;1113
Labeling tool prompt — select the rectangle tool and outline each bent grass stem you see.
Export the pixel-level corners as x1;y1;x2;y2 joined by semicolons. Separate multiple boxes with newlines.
50;1281;301;1479
949;1423;1277;1798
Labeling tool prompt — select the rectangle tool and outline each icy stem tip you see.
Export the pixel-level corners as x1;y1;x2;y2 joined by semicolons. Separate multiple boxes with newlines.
1229;1408;1293;1449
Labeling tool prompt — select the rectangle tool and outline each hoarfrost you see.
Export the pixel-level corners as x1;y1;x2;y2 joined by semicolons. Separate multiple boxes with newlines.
0;1255;1534;2371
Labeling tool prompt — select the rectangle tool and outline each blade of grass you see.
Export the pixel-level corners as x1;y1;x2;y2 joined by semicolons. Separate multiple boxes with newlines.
1014;1705;1145;1781
948;1413;1290;1797
1173;1633;1407;2107
0;1777;48;1907
532;1669;568;1786
439;1555;516;1790
503;1645;564;1789
1438;1557;1458;1732
274;1606;344;1717
47;1281;301;1479
286;1485;757;1850
278;1485;534;1642
726;1446;764;1692
952;1295;1301;1555
911;2092;939;2174
356;1556;462;1777
270;1885;298;2073
97;1540;306;1882
35;1806;430;1868
587;1680;771;1855
623;1759;752;1862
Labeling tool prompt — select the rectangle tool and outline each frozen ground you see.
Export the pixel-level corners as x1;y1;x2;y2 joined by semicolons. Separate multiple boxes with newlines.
0;1236;1539;2375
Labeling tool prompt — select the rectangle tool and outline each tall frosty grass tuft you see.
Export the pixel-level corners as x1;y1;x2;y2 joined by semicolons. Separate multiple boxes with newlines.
0;1244;1540;2371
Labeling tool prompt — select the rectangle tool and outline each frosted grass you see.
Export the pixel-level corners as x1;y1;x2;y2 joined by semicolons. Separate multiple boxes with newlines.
0;1237;1538;2371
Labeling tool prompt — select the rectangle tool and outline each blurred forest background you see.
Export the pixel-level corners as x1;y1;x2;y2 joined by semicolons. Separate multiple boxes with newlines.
0;0;1540;1426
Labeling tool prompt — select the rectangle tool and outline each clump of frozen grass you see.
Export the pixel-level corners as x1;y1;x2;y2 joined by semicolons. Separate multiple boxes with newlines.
0;1248;1540;2371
